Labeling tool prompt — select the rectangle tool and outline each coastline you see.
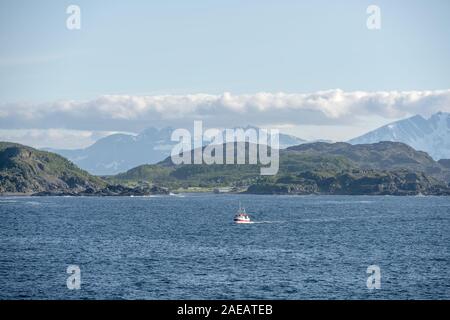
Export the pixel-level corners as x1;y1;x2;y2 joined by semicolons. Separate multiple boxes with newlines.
1;190;448;197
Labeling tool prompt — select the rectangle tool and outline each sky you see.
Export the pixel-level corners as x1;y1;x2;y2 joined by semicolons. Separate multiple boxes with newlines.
0;0;449;148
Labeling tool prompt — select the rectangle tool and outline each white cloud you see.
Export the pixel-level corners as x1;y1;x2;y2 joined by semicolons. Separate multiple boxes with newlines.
0;129;125;149
0;89;449;147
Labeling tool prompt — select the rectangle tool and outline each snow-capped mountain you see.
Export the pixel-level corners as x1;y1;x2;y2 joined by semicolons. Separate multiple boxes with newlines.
50;126;306;175
227;125;307;149
49;127;177;176
348;112;450;160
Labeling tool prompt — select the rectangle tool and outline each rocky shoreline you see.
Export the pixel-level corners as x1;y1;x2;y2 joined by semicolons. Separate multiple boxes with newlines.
31;184;170;196
245;184;450;196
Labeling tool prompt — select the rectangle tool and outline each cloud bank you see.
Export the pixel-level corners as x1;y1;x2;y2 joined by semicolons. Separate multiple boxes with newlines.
1;89;449;134
0;129;122;149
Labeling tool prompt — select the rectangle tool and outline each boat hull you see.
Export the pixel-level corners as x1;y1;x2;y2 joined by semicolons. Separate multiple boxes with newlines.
234;219;252;224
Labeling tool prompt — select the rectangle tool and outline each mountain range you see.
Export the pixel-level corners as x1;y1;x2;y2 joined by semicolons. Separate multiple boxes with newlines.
42;112;450;176
349;112;450;160
49;126;306;175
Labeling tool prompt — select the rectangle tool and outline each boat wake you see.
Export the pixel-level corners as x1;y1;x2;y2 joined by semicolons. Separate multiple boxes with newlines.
244;220;285;224
170;193;186;197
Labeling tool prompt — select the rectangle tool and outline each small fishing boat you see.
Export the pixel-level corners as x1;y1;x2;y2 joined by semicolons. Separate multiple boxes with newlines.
234;202;252;224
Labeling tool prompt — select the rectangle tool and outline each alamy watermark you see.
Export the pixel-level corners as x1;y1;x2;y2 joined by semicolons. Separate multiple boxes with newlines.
66;5;81;30
171;121;280;175
65;5;380;31
367;5;381;30
66;265;81;290
367;265;381;290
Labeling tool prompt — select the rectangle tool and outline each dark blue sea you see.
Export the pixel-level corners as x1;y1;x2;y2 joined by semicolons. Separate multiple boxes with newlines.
0;194;449;299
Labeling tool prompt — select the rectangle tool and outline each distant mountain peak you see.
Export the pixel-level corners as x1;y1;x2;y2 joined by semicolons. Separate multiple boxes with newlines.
349;112;450;160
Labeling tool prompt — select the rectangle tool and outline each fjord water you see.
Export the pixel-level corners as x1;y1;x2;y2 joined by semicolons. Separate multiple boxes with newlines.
0;194;449;300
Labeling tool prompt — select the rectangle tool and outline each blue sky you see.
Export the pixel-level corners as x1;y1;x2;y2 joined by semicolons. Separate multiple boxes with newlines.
0;0;449;148
1;0;449;102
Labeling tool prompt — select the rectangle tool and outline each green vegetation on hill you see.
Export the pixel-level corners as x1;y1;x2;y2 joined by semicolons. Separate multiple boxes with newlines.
0;142;169;196
248;169;448;195
0;142;106;193
110;141;450;195
2;140;449;196
286;141;449;180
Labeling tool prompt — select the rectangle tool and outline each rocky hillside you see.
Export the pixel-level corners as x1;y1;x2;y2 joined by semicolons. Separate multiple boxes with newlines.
286;141;450;182
111;141;450;195
247;170;450;196
438;159;450;169
0;142;106;194
0;142;168;196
